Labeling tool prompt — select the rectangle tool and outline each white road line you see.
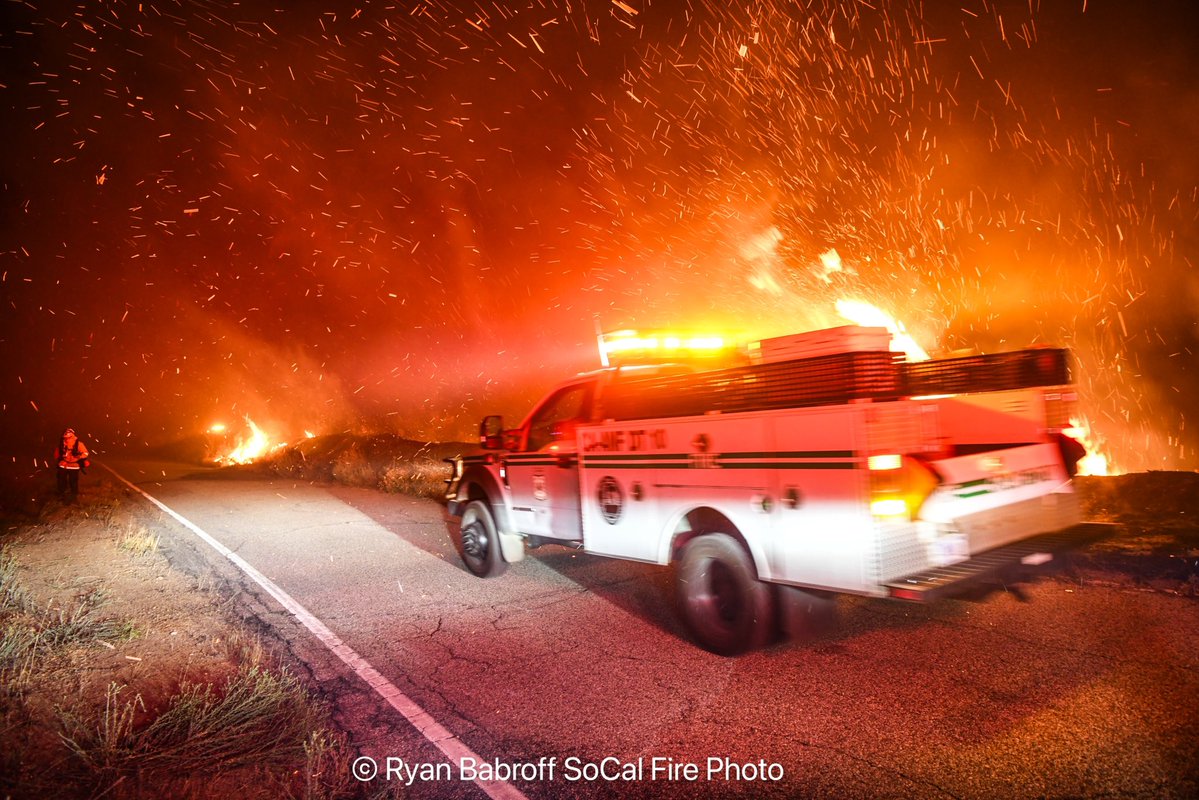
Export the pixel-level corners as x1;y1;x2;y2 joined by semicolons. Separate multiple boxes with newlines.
103;464;527;800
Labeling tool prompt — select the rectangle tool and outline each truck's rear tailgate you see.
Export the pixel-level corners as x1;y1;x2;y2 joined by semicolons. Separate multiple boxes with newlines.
919;441;1079;555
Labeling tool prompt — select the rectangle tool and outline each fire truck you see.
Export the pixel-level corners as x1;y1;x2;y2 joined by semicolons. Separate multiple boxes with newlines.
445;326;1100;654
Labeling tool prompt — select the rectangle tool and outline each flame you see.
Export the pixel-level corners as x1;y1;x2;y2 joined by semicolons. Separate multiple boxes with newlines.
215;416;272;465
1064;417;1114;476
834;298;931;362
827;297;1116;474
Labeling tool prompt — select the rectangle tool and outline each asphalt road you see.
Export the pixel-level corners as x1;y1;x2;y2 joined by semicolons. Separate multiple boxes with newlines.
107;460;1199;799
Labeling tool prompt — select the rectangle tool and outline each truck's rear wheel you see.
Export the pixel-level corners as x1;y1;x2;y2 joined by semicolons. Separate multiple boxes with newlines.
459;500;507;578
676;534;774;655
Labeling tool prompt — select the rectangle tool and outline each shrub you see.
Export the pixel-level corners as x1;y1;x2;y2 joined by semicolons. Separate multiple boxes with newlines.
330;446;375;488
380;458;448;499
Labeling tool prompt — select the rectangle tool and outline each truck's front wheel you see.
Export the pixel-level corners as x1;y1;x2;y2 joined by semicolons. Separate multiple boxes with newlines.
676;534;774;655
459;500;507;578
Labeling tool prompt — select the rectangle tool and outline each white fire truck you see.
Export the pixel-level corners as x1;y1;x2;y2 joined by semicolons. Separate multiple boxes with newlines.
445;326;1099;654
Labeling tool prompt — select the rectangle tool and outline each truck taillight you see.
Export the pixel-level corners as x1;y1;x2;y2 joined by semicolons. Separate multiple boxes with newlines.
867;454;903;471
869;454;941;520
870;498;910;517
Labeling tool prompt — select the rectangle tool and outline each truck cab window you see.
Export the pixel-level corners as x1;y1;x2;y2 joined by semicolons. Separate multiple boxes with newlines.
525;382;594;451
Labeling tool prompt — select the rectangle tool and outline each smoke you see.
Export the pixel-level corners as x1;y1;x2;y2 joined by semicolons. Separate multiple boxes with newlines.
568;0;1198;470
1;1;1195;468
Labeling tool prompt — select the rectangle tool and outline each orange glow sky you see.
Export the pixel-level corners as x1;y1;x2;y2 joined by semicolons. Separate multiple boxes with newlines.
2;1;1196;470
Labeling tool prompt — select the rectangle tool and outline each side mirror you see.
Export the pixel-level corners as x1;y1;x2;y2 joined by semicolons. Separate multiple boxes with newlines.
479;415;505;450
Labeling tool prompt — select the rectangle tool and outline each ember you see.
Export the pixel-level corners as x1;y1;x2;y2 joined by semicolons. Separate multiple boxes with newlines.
0;2;1193;471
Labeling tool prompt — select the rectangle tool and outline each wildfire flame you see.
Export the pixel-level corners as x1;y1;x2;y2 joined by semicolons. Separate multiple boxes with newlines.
834;298;931;362
208;418;317;465
1064;417;1113;476
213;416;271;465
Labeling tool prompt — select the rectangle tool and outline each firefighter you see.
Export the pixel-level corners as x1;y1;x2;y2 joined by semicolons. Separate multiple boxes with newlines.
54;427;90;501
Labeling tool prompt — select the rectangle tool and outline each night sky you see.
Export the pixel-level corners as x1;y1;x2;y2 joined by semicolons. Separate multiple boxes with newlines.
2;0;1197;471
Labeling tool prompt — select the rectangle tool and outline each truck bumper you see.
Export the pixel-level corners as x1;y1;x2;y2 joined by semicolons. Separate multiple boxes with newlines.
883;522;1115;602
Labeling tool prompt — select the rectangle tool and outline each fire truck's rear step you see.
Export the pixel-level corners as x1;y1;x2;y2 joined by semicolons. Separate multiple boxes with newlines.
884;522;1115;602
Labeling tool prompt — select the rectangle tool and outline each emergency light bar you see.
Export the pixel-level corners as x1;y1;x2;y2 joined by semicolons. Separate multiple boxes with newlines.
598;329;738;366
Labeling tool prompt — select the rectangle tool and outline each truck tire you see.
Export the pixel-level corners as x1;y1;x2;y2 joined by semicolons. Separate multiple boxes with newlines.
459;500;508;578
676;534;774;655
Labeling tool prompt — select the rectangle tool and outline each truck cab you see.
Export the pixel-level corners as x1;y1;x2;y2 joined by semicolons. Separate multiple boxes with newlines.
497;376;595;544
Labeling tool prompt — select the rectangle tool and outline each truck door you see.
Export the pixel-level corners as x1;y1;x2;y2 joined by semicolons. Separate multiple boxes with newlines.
505;380;594;542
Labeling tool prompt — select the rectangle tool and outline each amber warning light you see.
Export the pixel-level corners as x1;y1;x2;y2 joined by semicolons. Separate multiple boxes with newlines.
598;329;737;367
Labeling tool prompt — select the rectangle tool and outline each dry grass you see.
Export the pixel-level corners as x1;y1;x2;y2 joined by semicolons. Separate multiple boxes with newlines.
59;666;354;799
1;551;136;692
116;522;160;555
1;484;361;800
266;433;466;500
331;446;376;488
1;544;32;614
379;457;448;499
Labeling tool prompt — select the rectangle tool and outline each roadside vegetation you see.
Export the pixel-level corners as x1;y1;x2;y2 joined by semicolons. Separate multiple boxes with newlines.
263;434;468;500
0;469;365;800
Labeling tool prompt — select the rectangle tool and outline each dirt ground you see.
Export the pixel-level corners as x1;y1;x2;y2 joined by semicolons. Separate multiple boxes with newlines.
1068;473;1199;596
0;467;357;800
